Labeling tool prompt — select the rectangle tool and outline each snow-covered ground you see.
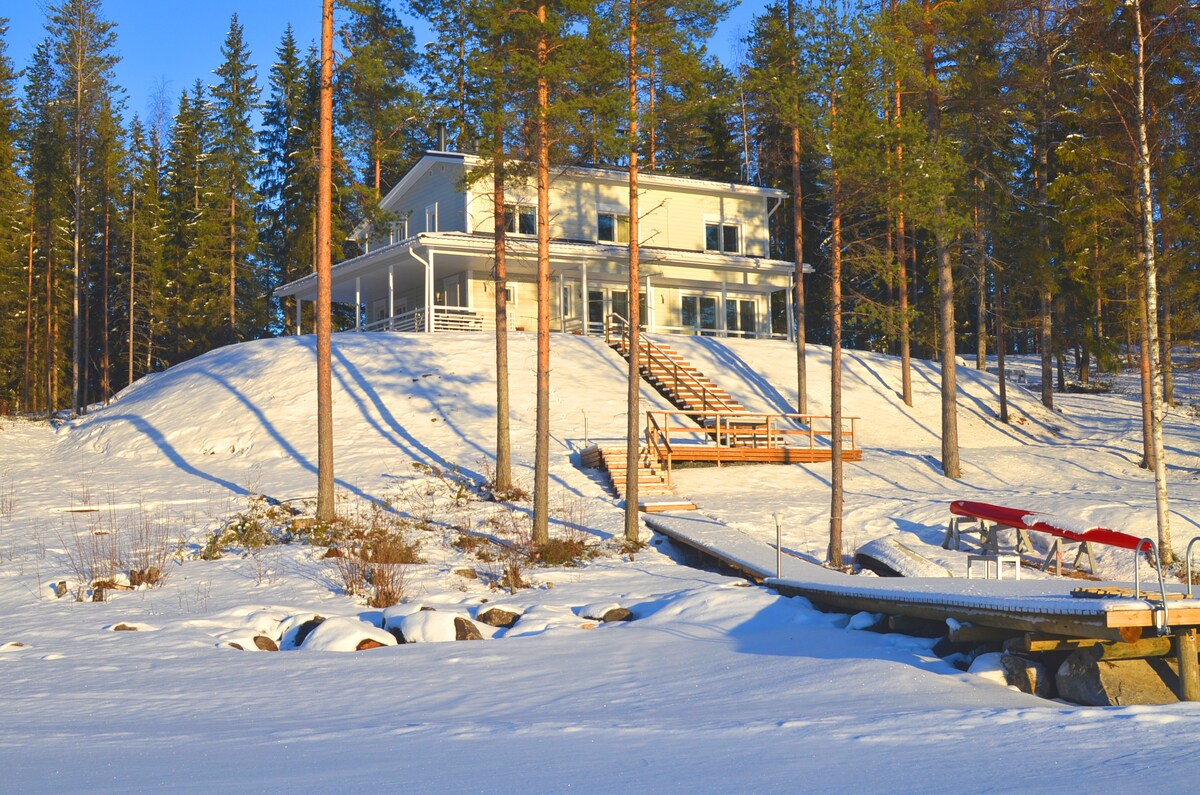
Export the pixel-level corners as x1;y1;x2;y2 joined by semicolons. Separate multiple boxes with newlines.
2;331;1200;792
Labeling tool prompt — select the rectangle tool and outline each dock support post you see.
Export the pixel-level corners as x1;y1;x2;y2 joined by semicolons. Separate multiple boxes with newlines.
1178;629;1200;702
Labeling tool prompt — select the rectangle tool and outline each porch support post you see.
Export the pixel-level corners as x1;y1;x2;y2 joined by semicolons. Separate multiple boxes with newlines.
787;275;795;342
581;263;589;335
647;275;655;333
425;250;434;332
388;264;395;328
559;271;565;332
296;298;302;335
355;276;362;331
721;279;728;337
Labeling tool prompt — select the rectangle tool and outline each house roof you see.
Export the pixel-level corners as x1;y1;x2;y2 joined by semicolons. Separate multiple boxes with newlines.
376;151;788;214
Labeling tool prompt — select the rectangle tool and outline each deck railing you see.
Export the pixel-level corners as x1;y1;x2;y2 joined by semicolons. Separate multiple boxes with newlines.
362;305;512;333
645;411;675;489
605;313;741;414
645;409;858;467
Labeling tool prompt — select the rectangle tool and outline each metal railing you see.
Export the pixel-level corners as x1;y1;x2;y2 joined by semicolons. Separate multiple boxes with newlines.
1133;537;1171;635
362;305;512;333
605;313;741;414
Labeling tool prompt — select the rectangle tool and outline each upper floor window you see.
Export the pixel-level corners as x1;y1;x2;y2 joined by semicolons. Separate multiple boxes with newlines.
705;222;740;254
597;211;630;244
700;222;739;253
505;203;537;236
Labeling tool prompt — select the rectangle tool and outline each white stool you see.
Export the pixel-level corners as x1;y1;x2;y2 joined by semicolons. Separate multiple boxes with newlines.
967;554;1021;580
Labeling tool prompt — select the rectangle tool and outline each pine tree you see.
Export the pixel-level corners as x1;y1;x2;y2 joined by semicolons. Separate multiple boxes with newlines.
46;0;119;416
339;0;422;198
0;17;27;412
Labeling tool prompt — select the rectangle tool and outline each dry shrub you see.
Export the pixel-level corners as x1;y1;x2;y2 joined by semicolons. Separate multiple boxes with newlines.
202;493;296;559
60;518;124;601
479;457;530;503
332;502;422;608
534;537;589;567
126;504;174;588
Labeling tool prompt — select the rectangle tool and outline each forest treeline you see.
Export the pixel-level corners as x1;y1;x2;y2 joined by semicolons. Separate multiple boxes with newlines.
0;0;1196;417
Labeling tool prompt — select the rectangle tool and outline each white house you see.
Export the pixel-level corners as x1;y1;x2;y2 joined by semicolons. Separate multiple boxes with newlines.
274;150;807;339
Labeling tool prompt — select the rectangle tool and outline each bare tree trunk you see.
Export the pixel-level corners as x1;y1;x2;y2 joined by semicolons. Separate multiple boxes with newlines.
624;0;642;543
973;179;986;370
315;0;336;523
997;278;1009;424
1161;271;1174;406
492;139;513;496
1139;274;1152;470
71;13;85;417
101;200;110;403
128;159;137;389
788;0;807;415
1133;0;1172;562
23;212;35;413
229;196;237;342
532;1;551;547
828;122;844;569
924;0;959;478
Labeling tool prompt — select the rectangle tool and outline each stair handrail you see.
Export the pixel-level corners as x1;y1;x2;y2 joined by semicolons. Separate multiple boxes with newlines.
1186;536;1200;599
1133;537;1171;635
644;411;673;489
606;313;740;415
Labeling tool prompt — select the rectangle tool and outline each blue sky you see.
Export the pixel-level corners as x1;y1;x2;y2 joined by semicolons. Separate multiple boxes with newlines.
3;1;760;122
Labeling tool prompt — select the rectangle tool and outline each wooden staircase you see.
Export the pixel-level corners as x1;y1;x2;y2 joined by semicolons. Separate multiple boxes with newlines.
608;333;744;416
580;445;696;513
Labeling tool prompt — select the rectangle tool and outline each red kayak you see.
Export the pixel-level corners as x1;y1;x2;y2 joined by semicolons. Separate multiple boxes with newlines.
950;500;1145;551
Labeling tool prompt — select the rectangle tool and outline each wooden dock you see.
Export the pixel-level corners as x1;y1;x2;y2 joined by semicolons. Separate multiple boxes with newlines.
644;513;1200;643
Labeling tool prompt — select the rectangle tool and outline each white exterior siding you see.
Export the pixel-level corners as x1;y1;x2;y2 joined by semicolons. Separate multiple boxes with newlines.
383;158;467;234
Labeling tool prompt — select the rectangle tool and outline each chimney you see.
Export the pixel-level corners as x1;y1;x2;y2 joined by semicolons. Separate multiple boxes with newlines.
437;122;447;152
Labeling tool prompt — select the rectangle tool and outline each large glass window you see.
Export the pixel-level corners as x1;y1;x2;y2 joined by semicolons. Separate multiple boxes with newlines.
682;295;719;335
505;203;537;235
726;298;756;337
598;211;631;244
705;222;741;254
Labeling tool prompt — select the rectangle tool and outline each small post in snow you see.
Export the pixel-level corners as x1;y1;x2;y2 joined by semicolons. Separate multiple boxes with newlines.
775;512;782;580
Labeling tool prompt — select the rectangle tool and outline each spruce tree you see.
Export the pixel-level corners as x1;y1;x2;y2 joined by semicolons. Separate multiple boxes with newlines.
259;25;314;334
211;14;265;343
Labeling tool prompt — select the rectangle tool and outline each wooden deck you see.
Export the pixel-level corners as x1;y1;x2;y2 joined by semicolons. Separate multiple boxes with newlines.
665;444;863;465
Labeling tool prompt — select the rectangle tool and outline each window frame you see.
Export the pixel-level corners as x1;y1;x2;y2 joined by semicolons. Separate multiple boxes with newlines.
597;210;631;244
704;221;742;254
504;203;537;236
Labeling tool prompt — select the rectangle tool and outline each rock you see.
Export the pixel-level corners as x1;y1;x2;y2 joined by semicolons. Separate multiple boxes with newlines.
1056;649;1180;706
389;627;407;644
228;642;245;650
420;605;437;612
111;623;138;632
356;638;386;651
601;607;633;623
580;623;597;630
55;581;67;598
454;616;483;641
253;635;279;652
453;568;478;580
476;607;520;629
292;616;326;648
1001;654;1052;698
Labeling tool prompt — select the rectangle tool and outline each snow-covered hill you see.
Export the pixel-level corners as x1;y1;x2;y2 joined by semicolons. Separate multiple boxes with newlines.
3;331;1200;791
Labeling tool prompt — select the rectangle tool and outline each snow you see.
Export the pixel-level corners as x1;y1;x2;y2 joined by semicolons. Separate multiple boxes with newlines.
2;331;1200;791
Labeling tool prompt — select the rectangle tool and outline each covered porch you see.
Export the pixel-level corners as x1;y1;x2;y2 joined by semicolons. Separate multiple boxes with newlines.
274;231;803;340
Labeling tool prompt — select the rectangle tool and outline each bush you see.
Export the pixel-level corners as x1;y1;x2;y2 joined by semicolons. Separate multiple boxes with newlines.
331;502;422;608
